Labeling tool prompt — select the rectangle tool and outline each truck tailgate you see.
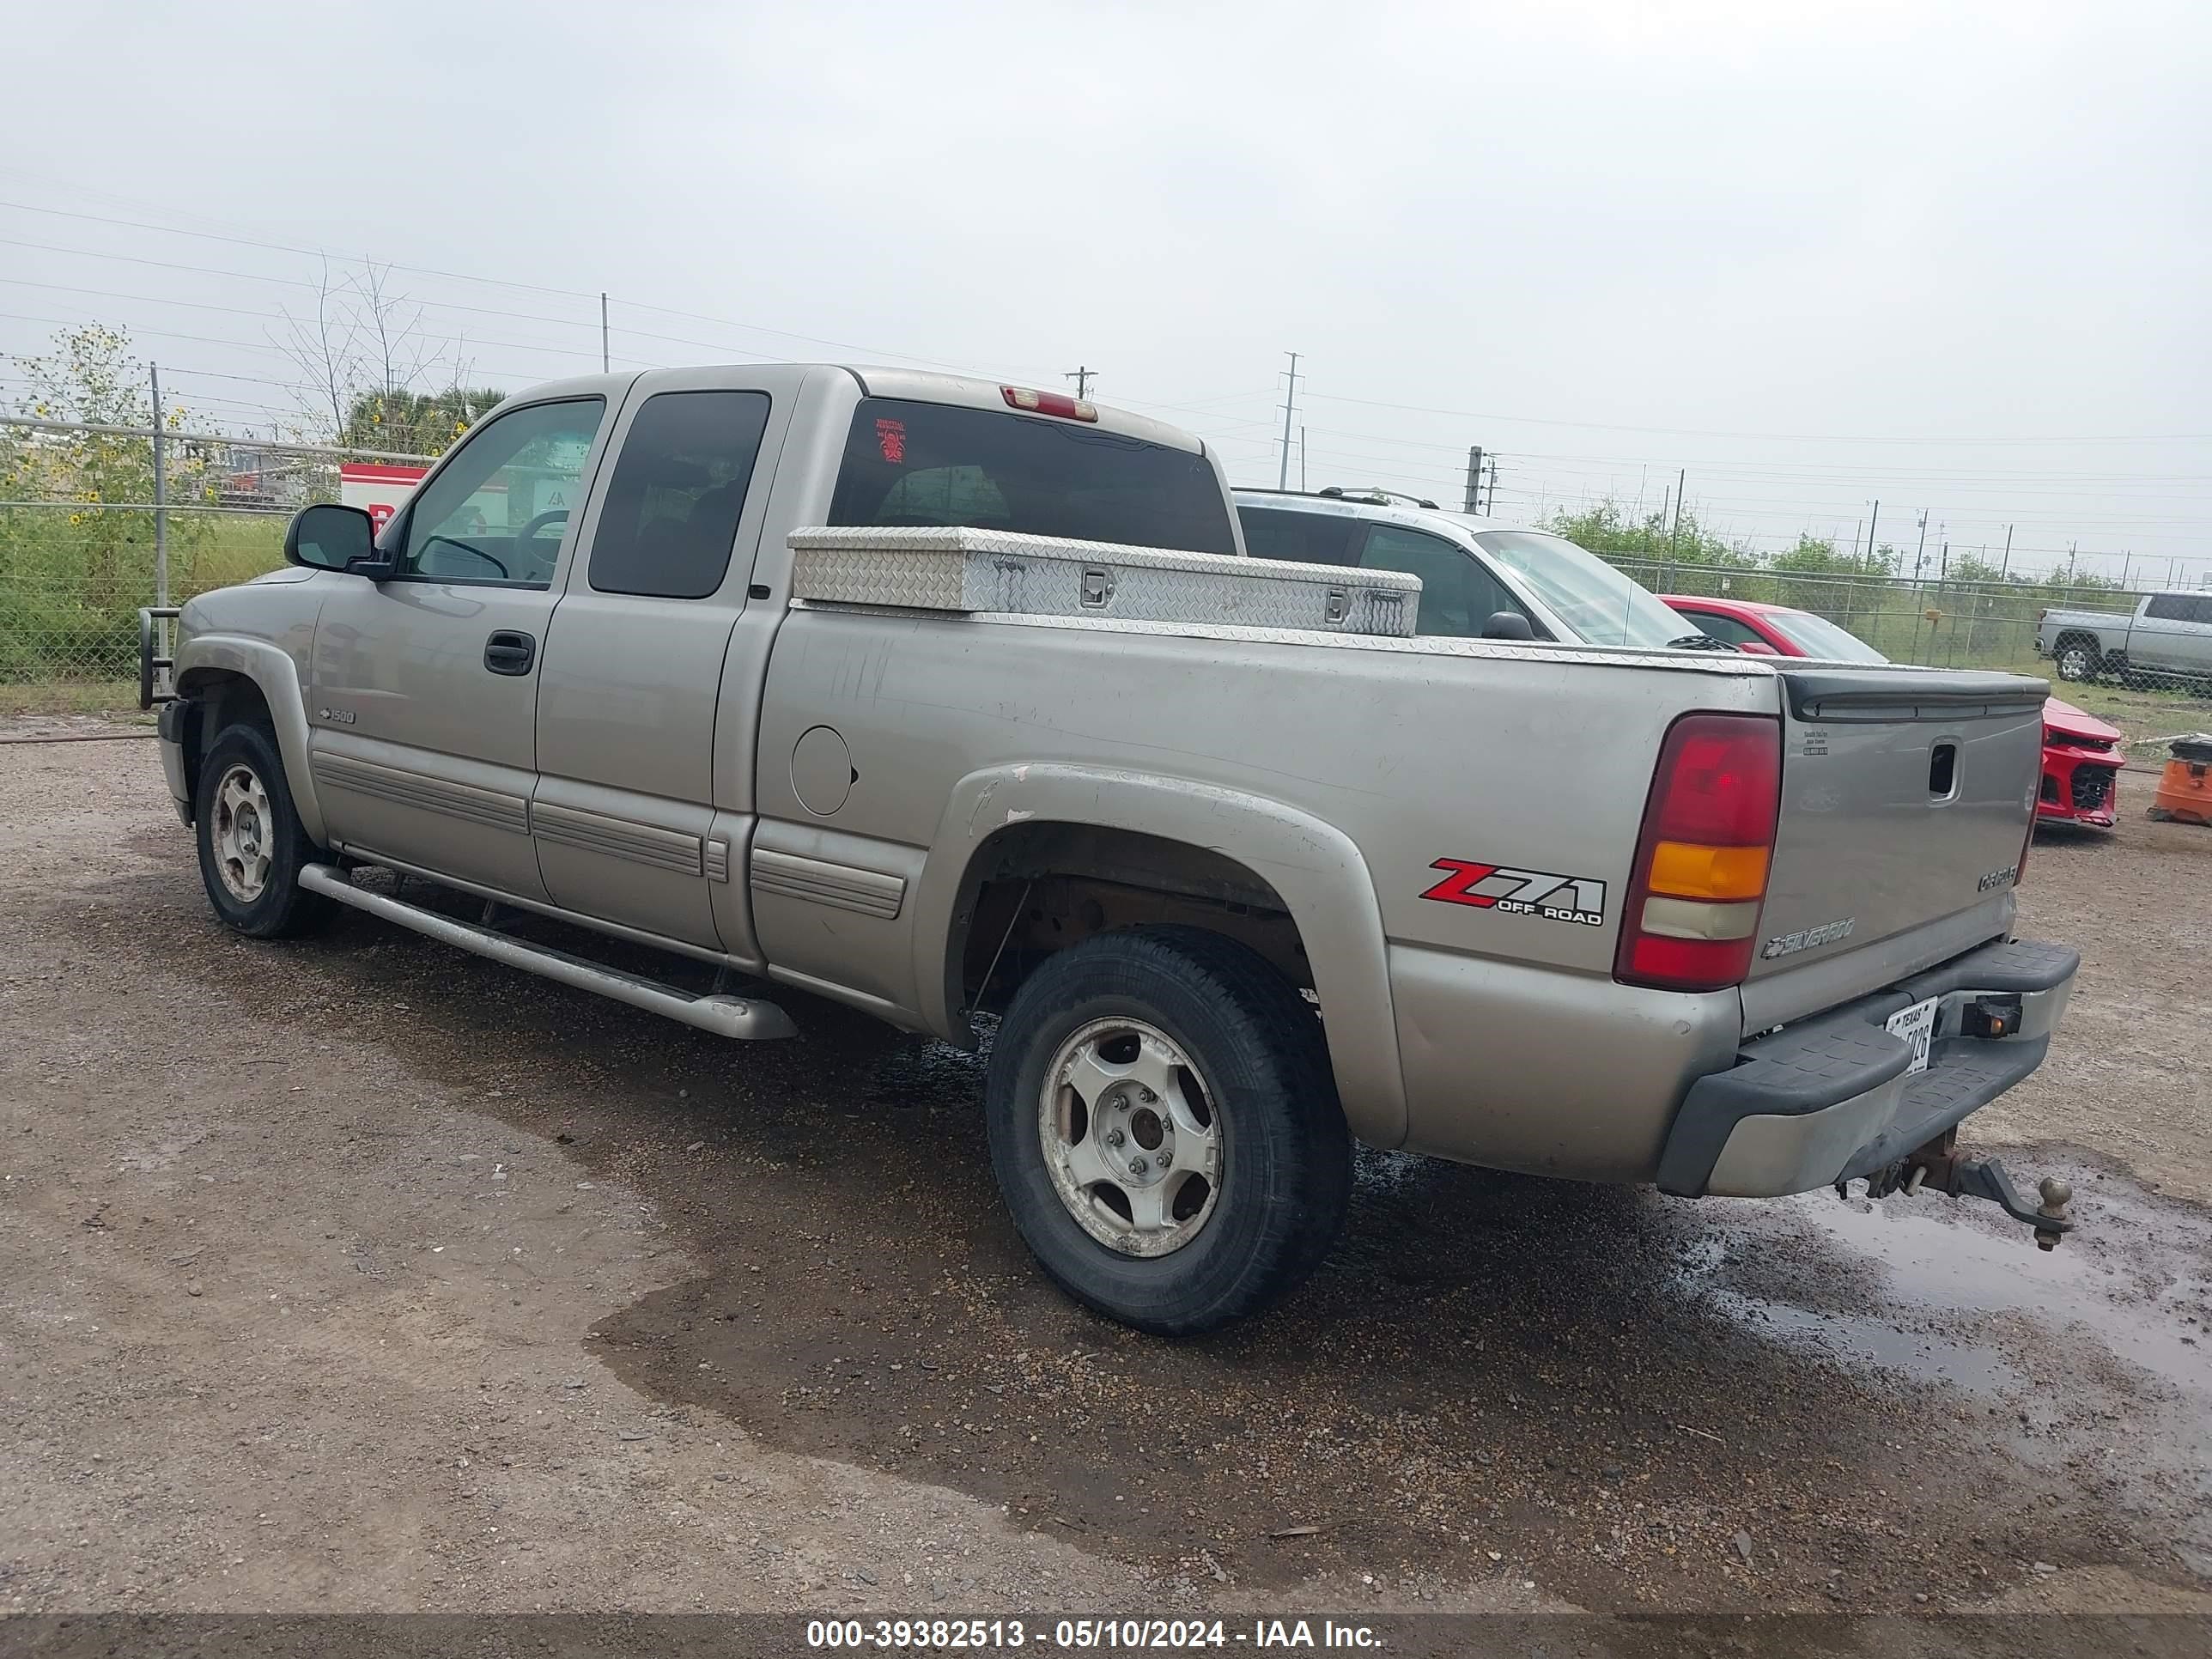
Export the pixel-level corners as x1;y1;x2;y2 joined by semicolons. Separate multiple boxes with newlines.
1747;667;2045;1018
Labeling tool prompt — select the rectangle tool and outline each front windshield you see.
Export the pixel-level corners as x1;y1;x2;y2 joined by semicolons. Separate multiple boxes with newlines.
1472;530;1688;649
1766;610;1888;662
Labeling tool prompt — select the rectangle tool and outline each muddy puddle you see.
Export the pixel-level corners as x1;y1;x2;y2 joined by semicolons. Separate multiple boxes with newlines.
579;1038;2212;1608
145;874;2209;1609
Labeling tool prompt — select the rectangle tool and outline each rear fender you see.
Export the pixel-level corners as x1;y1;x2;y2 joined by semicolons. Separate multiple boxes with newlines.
175;635;327;846
911;763;1410;1147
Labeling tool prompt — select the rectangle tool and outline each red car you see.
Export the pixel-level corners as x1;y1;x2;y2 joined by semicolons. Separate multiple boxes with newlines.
1663;594;2123;828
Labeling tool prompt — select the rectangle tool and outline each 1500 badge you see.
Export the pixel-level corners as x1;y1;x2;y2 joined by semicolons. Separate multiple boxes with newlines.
1421;860;1607;927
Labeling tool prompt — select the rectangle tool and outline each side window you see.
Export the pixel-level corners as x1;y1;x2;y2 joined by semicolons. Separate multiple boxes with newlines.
392;398;605;587
2196;599;2212;624
2144;594;2192;621
588;391;771;599
1685;611;1767;647
1358;526;1526;638
1237;506;1362;566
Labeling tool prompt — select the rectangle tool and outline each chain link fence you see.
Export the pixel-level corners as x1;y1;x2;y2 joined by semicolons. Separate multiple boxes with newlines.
6;415;2209;720
1608;555;2212;696
0;416;432;708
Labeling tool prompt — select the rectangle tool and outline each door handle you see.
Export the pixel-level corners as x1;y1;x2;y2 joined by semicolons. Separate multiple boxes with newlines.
483;629;536;676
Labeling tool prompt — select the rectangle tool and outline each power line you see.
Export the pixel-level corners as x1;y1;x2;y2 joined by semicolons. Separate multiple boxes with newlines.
7;196;2207;564
0;203;1065;385
1304;388;2212;447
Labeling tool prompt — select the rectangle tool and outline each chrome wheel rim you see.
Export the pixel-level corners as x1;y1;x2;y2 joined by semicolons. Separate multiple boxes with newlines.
211;763;274;903
2058;646;2091;679
1039;1017;1222;1258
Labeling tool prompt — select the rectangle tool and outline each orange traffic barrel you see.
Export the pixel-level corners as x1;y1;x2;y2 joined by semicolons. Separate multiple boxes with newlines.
2148;734;2212;825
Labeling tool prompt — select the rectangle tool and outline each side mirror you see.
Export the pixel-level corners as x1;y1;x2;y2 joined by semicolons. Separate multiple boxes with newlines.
285;503;382;574
1480;610;1535;641
1736;640;1780;656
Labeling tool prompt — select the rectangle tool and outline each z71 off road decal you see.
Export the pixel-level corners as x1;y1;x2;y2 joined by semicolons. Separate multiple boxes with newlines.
1421;860;1607;927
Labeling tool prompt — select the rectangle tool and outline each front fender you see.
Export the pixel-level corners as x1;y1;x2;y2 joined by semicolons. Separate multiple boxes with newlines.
175;634;328;846
910;763;1410;1148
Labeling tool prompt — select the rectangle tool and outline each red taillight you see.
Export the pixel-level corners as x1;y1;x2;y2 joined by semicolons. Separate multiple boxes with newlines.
1001;385;1099;422
1614;713;1783;992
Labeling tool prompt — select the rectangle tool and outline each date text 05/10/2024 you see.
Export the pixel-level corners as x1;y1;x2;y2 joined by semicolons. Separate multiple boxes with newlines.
804;1617;1382;1650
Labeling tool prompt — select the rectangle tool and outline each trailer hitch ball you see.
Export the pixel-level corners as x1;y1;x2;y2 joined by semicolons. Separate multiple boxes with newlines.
2035;1176;2073;1252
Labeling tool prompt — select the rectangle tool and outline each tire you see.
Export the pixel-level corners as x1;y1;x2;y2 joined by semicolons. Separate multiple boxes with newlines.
193;720;335;939
2055;637;2098;683
984;926;1352;1335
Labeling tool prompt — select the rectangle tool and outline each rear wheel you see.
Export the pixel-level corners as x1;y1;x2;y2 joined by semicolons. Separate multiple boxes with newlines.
985;927;1352;1335
193;721;334;939
2055;637;2098;682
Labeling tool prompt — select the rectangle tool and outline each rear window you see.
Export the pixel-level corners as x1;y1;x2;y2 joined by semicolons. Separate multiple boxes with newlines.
828;398;1236;555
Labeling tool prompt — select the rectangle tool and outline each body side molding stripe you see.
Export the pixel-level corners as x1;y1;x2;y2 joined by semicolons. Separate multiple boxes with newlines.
313;753;528;836
532;800;703;877
750;848;905;920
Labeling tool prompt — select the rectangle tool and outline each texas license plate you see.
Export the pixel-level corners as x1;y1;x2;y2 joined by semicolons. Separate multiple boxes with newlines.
1886;995;1940;1075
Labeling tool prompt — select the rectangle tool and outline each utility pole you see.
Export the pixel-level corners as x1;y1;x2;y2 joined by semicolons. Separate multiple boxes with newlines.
1669;467;1686;548
1912;509;1929;580
1299;425;1307;492
1867;499;1880;570
599;294;611;373
1277;352;1301;490
1999;524;2013;583
149;362;167;610
2119;551;2132;590
1066;366;1097;400
1464;447;1485;515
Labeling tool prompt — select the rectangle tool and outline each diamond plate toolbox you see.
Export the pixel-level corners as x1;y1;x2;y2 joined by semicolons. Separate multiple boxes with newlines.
786;526;1421;637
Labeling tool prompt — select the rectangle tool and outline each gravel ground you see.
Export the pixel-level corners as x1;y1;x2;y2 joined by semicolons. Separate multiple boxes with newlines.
3;731;2209;1623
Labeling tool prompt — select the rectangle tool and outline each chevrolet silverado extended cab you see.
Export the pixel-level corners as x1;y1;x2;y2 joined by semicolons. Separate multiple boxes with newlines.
145;364;2081;1334
2038;590;2212;684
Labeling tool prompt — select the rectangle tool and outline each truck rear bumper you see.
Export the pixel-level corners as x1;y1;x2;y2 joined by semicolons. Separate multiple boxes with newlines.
1658;936;2079;1199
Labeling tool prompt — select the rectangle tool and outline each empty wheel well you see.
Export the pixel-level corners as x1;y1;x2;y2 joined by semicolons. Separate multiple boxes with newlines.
948;823;1312;1021
174;670;273;797
2052;630;2102;657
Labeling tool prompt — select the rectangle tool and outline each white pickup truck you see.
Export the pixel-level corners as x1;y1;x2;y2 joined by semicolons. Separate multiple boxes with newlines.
2039;590;2212;684
143;364;2079;1334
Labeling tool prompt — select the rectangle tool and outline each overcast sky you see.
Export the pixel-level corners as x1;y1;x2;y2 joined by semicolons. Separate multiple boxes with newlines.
8;0;2210;581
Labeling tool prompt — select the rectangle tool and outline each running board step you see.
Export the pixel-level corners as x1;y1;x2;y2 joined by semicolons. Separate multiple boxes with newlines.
299;864;798;1042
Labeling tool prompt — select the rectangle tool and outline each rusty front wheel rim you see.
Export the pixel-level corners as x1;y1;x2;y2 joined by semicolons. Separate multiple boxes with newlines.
211;763;274;903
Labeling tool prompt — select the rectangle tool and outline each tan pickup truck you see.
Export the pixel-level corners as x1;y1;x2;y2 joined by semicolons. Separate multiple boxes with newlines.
144;364;2080;1334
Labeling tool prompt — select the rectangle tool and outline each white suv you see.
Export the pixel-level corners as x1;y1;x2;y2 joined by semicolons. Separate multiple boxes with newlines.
1234;487;1714;651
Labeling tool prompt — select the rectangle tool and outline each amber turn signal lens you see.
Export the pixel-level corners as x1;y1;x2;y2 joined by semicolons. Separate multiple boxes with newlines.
1647;840;1771;902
